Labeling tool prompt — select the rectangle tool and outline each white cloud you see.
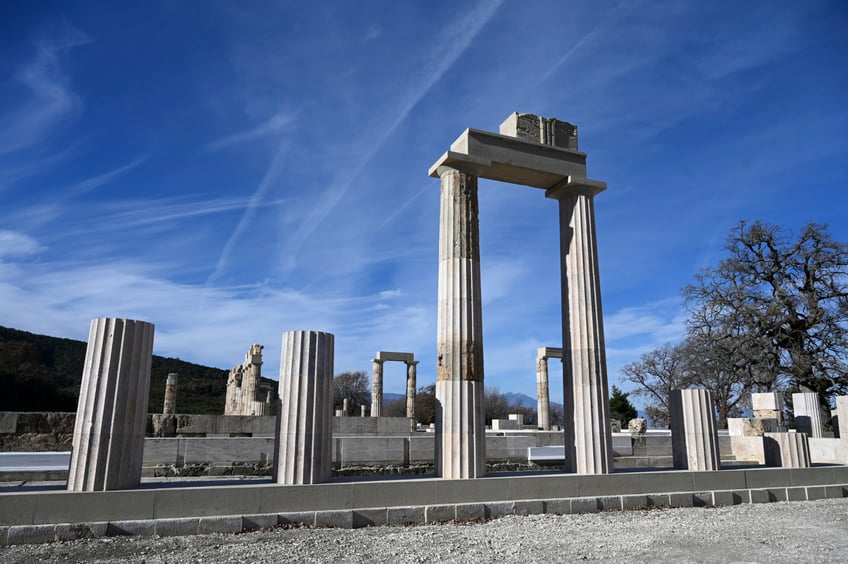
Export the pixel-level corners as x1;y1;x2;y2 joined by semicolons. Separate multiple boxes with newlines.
0;230;44;258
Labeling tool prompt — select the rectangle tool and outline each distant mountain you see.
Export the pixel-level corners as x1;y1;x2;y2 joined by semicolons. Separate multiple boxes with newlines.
0;325;275;414
504;392;563;410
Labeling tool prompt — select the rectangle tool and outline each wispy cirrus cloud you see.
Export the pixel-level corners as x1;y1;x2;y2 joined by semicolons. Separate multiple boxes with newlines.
205;109;298;152
0;24;91;156
280;0;504;271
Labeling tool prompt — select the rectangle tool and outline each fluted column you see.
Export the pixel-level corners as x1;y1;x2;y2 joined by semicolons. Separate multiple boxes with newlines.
371;359;384;417
670;388;720;471
435;166;486;479
274;330;334;485
836;396;848;442
764;432;811;468
536;350;551;431
792;392;824;437
67;318;155;491
406;361;418;420
546;179;613;474
163;372;178;415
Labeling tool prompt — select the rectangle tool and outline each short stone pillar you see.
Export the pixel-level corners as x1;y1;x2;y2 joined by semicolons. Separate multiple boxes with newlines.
274;330;334;485
670;389;720;471
371;359;384;417
793;392;824;437
764;432;811;468
435;167;486;479
406;361;418;420
68;318;155;491
342;397;349;416
163;372;178;415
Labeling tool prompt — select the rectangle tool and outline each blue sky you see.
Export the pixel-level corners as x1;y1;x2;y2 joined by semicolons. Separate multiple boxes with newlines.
1;1;846;406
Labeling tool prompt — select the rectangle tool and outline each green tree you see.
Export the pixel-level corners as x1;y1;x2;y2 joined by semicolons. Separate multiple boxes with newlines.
608;385;637;426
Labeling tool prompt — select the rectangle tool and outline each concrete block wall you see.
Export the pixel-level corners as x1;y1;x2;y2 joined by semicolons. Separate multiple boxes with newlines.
2;466;847;546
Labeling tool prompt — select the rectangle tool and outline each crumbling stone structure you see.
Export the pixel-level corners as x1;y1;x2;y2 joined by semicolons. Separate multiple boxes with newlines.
225;344;272;416
429;112;613;478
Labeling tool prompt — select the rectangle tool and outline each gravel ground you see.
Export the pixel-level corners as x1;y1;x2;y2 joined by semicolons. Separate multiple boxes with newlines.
2;498;847;563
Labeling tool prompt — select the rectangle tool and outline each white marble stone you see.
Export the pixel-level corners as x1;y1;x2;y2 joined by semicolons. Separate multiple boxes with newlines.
727;418;765;437
434;167;486;479
274;330;333;485
68;318;155;491
836;396;848;441
764;432;811;468
793;392;824;437
752;392;783;411
670;389;720;471
547;178;614;475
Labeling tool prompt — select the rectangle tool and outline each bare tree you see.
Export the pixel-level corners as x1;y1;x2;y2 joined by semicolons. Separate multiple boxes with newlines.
620;343;690;427
684;221;848;411
333;371;370;415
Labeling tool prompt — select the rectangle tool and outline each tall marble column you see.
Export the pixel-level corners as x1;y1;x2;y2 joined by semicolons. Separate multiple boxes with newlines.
670;388;720;471
406;361;418;420
274;330;334;485
371;359;384;417
68;318;155;491
163;372;178;415
536;349;551;431
836;396;848;442
546;179;613;474
792;392;824;437
435;166;486;479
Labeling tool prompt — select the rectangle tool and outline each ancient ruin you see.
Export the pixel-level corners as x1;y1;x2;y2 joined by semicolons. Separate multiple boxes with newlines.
535;347;562;431
225;344;272;416
430;112;613;477
67;318;155;491
274;330;334;485
371;351;418;419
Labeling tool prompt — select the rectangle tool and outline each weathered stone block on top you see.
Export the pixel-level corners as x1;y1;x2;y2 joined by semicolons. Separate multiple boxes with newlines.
499;112;578;150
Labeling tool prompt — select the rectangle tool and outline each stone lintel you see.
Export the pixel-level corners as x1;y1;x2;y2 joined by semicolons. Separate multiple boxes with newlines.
545;177;607;200
537;347;563;359
375;351;415;363
428;128;587;189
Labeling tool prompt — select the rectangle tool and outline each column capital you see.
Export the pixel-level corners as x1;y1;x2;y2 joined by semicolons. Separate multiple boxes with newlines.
545;176;606;200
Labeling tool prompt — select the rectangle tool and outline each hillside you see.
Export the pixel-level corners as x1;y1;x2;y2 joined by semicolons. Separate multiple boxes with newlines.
0;326;276;414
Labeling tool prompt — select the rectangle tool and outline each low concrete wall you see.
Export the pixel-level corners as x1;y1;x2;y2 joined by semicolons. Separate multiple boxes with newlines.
1;466;847;545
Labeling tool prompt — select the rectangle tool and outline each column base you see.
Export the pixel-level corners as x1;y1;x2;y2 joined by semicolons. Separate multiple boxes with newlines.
435;379;486;479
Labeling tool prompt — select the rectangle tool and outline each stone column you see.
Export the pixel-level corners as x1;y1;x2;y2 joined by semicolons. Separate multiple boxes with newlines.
836;396;848;440
274;330;333;485
764;432;811;468
163;372;178;415
342;398;349;416
670;388;720;471
536;349;551;431
546;179;613;474
792;392;824;437
371;359;384;417
67;318;155;491
435;166;486;479
406;361;418;420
